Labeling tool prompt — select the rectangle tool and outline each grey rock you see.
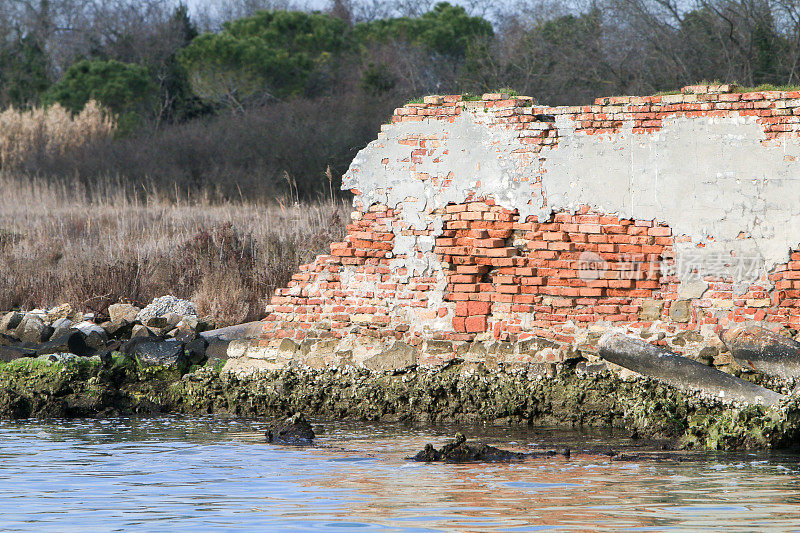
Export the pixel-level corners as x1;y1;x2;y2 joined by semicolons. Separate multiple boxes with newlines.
145;316;168;329
131;324;156;338
84;331;107;352
199;321;262;342
35;331;90;357
227;339;250;359
0;312;23;333
205;339;229;360
177;316;199;333
266;413;315;445
721;325;800;381
0;345;36;361
575;360;608;376
107;303;140;323
173;330;198;343
74;321;107;339
186;337;208;364
599;331;784;407
120;335;162;355
165;313;183;327
16;315;52;343
132;339;187;368
50;326;73;340
50;318;73;336
136;296;196;324
38;352;78;364
105;319;134;339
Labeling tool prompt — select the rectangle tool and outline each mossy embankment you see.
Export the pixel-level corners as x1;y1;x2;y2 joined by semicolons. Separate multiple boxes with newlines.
1;356;798;451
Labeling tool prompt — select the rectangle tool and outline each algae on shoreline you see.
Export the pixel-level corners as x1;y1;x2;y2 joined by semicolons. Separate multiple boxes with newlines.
1;356;797;451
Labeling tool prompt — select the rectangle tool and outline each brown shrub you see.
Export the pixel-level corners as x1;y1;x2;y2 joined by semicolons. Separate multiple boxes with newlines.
192;270;253;327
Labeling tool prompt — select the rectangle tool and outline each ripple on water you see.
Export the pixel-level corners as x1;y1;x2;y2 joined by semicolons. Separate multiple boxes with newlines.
1;417;800;531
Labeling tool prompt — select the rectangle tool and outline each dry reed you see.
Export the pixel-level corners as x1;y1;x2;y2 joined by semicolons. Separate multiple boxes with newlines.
0;101;115;169
0;172;348;325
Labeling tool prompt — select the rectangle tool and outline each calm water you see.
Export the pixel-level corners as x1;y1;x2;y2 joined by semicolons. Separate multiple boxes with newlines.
2;417;800;532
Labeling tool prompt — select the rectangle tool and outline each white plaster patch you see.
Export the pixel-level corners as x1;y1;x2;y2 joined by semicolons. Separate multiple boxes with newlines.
344;109;800;285
543;115;800;284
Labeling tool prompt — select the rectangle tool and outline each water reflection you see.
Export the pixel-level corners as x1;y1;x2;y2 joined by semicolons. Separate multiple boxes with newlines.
1;416;800;531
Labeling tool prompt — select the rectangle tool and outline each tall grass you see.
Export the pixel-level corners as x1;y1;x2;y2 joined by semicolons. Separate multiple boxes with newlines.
0;173;348;326
0;101;115;169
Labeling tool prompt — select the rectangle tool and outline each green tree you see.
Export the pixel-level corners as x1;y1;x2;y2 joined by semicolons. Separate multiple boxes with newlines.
360;62;396;95
44;59;154;131
152;4;206;124
0;33;50;107
353;2;493;58
463;9;610;104
178;10;349;110
750;11;785;85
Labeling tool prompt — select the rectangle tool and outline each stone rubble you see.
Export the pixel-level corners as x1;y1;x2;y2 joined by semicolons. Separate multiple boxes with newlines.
0;297;214;370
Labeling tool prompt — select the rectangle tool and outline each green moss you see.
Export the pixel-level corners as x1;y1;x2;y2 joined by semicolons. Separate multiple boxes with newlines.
206;358;226;373
406;96;425;104
735;83;800;93
494;87;519;97
0;356;100;376
695;78;724;86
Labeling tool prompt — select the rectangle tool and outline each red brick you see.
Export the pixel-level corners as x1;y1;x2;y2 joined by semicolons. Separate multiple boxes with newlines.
477;238;507;247
450;274;479;283
543;231;567;241
467;301;492;315
456;265;488;274
465;315;488;333
479;247;517;258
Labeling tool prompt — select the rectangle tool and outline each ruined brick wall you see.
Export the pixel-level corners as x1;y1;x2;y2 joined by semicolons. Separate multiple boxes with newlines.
235;84;800;372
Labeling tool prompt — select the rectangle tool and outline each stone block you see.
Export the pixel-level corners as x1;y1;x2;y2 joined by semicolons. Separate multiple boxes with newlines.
363;341;416;372
669;300;692;323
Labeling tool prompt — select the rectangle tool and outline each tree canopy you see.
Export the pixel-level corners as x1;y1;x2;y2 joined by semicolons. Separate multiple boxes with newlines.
178;10;349;109
44;59;154;131
353;2;493;57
